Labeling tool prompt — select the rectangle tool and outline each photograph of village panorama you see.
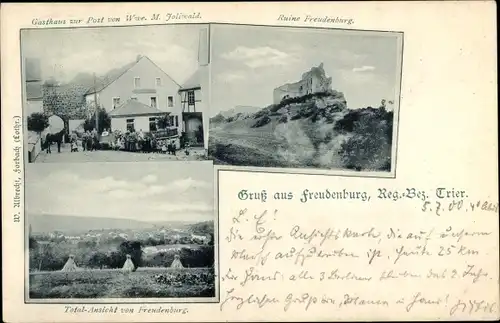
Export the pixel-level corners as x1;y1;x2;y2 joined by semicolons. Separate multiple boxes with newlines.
208;25;403;174
26;162;216;302
22;24;210;163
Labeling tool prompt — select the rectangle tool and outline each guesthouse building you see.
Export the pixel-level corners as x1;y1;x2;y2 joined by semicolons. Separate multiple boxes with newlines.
84;55;182;133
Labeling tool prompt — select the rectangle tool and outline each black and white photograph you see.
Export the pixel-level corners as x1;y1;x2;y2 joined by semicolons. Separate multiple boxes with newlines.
26;161;216;302
23;24;210;164
208;24;402;175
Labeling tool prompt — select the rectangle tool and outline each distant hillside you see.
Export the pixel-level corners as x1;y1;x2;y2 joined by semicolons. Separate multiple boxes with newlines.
29;214;213;235
187;220;214;235
29;214;155;233
221;106;261;119
209;113;227;126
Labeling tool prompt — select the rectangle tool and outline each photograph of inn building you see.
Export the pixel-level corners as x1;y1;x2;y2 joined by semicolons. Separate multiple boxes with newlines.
21;24;210;163
84;54;206;145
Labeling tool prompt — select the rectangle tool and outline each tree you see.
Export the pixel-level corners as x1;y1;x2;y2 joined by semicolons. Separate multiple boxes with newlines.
27;112;49;134
88;251;109;269
380;99;394;111
156;114;172;130
84;107;111;133
43;77;60;87
29;237;38;250
118;240;143;271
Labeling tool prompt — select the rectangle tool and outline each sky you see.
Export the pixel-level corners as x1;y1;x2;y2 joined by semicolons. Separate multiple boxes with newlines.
25;162;214;223
210;25;402;116
21;24;206;85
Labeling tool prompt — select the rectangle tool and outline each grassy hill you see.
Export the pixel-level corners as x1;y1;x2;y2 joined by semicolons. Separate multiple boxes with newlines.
209;91;393;172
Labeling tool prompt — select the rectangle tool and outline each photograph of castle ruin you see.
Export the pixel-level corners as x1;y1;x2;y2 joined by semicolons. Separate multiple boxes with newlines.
22;24;210;164
208;24;403;175
26;161;216;303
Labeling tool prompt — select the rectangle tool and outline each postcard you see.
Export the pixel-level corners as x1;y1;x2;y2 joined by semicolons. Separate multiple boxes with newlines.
1;2;498;322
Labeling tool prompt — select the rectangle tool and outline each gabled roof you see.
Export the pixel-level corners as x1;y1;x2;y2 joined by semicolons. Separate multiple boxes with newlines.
108;99;167;117
85;60;138;95
179;69;201;91
86;56;180;95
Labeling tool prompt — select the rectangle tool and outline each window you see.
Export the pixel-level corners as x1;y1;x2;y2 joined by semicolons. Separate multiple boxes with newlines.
175;115;179;127
187;90;195;105
134;77;141;88
168;96;174;108
156;77;161;87
131;96;138;100
112;97;120;109
168;115;175;126
149;117;157;132
150;97;157;109
126;118;135;132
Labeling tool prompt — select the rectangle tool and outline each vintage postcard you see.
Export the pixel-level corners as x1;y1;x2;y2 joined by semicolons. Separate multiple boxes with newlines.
1;2;498;323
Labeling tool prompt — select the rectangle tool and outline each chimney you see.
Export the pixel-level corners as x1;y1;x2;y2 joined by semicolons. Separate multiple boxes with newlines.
136;54;142;62
198;27;210;66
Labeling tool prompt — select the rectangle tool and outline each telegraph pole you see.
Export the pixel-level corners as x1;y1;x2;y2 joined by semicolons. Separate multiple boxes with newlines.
93;73;99;134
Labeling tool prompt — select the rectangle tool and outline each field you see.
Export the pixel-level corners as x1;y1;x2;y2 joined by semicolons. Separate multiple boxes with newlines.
29;267;215;299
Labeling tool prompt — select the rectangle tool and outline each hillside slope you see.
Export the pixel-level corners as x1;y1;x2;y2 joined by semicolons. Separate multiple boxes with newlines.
209;91;393;171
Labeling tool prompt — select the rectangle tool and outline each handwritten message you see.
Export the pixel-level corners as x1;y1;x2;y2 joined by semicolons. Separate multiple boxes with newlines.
220;186;498;320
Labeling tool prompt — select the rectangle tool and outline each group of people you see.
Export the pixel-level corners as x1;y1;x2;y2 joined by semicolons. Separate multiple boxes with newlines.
69;129;99;152
67;128;188;155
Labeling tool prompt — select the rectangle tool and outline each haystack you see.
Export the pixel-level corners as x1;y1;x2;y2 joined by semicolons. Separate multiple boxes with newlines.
122;254;135;273
61;254;78;272
170;255;184;269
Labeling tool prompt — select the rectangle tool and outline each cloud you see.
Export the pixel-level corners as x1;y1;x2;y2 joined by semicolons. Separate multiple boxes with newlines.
336;49;369;64
352;65;376;73
171;177;211;191
22;27;200;84
217;71;246;82
142;175;158;184
339;68;383;86
44;171;80;184
27;169;213;222
152;202;213;213
220;46;298;69
90;176;130;193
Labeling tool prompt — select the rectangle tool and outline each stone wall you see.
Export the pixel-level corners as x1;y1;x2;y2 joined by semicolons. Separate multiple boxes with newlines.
273;63;333;104
43;84;89;120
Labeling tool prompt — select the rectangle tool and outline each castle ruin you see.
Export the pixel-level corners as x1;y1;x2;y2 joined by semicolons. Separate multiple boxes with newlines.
273;63;333;104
